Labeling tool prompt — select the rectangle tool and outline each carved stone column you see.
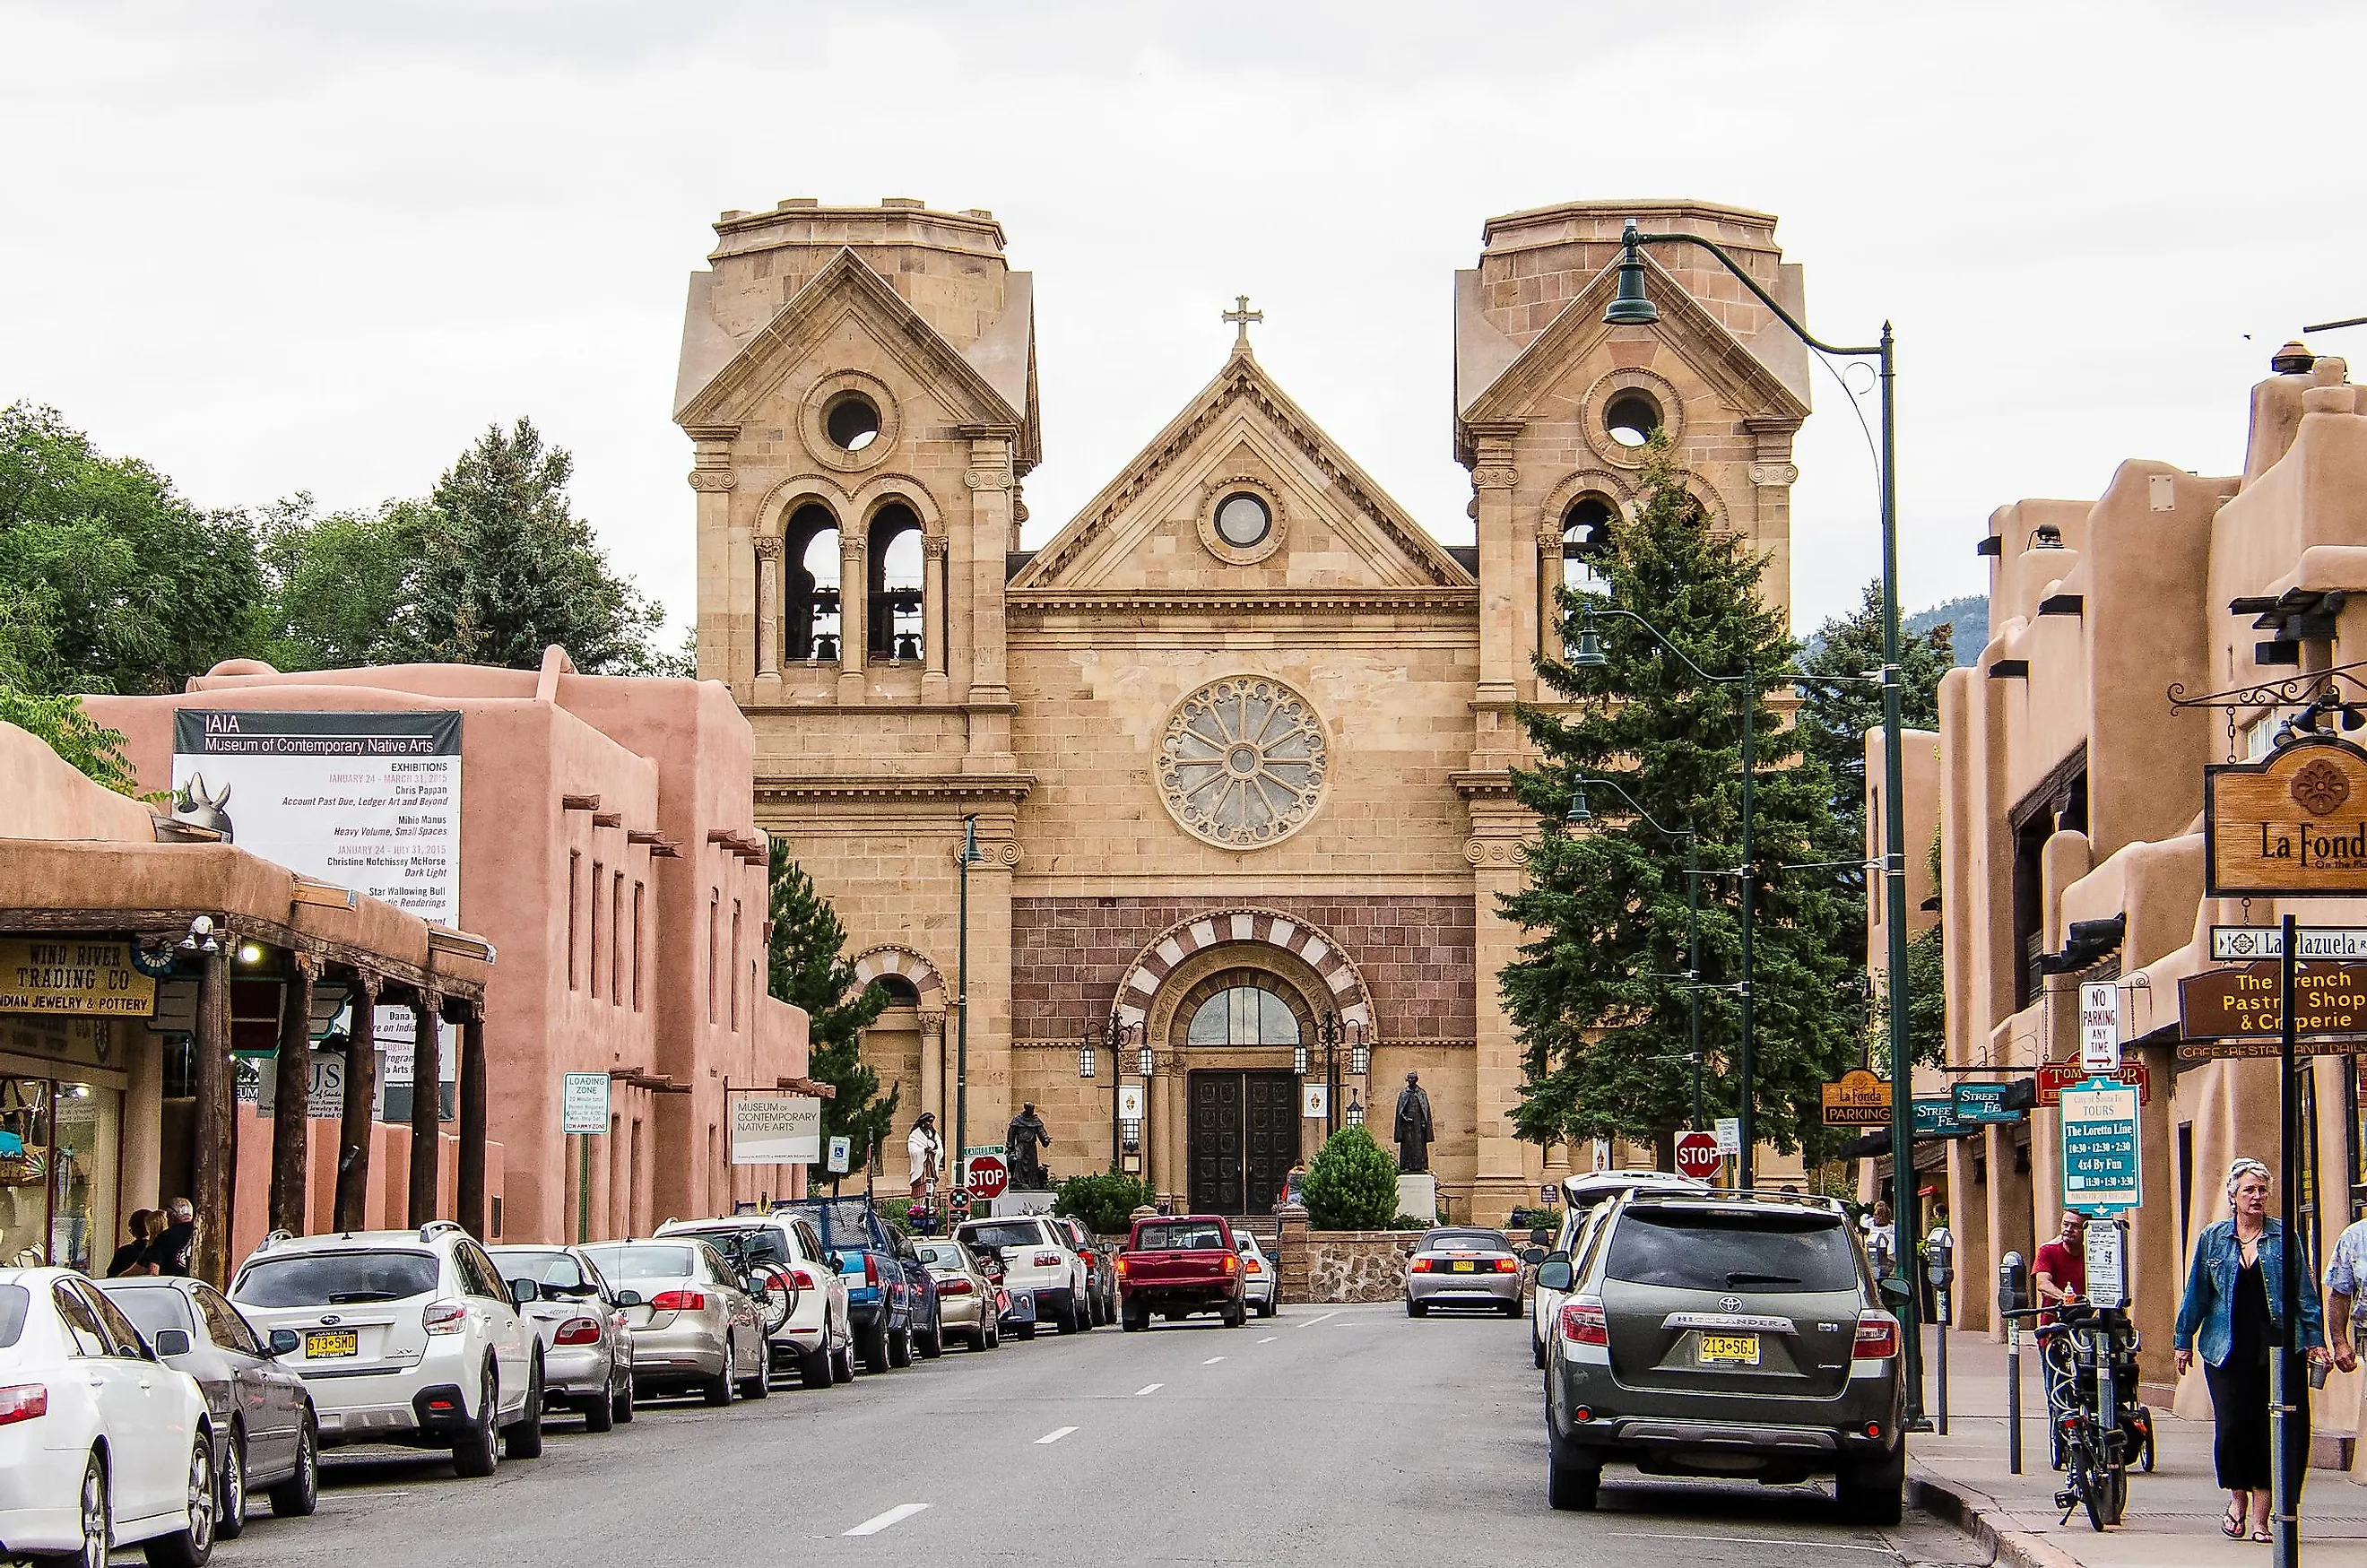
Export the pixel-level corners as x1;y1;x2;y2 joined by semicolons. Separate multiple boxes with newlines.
919;1010;947;1129
684;426;741;690
1742;418;1801;626
1535;518;1566;667
1467;423;1525;768
837;532;868;703
960;425;1018;765
921;534;950;703
753;535;782;681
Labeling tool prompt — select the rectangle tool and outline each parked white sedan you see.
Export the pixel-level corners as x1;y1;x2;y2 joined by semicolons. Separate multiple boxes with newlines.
0;1267;218;1567
1236;1232;1278;1318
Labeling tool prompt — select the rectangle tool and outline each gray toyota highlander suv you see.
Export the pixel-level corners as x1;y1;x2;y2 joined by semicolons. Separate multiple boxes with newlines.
1539;1189;1905;1523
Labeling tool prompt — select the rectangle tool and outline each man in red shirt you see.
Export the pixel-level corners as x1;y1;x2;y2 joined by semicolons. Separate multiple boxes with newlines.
2032;1208;2087;1467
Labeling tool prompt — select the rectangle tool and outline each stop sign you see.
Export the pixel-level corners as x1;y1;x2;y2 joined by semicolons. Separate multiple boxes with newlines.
967;1154;1010;1200
1674;1131;1721;1182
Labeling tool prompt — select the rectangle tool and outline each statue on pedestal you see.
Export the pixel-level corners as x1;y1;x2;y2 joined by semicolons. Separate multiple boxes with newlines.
1007;1102;1053;1191
1394;1072;1433;1174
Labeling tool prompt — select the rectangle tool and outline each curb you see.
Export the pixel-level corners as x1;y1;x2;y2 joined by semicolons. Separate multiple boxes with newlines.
1910;1472;2086;1568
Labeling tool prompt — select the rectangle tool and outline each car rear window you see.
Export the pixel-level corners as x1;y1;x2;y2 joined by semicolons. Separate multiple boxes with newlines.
1420;1229;1510;1253
959;1221;1046;1252
236;1251;441;1307
1134;1222;1225;1250
100;1285;194;1338
668;1226;789;1266
0;1283;27;1348
491;1250;592;1293
583;1244;696;1279
1605;1209;1859;1293
913;1243;967;1268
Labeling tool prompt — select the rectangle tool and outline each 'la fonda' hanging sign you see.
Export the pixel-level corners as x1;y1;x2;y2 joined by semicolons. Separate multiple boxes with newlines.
2204;737;2367;897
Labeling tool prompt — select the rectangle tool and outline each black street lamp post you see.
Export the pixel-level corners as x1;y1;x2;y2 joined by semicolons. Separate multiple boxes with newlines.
1296;1014;1368;1137
1565;776;1707;1134
1079;1012;1141;1174
1605;219;1919;1418
1571;602;1757;1185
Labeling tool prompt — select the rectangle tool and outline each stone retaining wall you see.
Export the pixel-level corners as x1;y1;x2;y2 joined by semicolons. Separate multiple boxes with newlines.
1273;1209;1532;1304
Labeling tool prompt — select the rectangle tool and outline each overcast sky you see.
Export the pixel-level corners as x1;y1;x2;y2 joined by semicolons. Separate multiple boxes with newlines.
4;1;2357;644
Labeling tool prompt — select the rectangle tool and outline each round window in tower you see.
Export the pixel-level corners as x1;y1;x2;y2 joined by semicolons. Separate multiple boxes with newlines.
1214;492;1272;549
825;392;883;453
1602;390;1662;449
1157;675;1329;849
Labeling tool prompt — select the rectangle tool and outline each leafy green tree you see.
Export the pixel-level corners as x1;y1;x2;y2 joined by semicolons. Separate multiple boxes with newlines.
1302;1125;1400;1231
764;840;894;1179
1795;579;1954;989
253;494;433;671
1053;1173;1157;1237
1503;434;1852;1157
392;419;668;672
0;688;143;796
0;403;262;693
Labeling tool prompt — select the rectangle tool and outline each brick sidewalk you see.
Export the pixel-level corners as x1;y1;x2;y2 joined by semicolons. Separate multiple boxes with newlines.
1905;1328;2366;1567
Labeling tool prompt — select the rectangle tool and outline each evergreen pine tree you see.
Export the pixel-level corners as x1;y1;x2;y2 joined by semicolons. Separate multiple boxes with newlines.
1502;434;1851;1156
764;840;895;1179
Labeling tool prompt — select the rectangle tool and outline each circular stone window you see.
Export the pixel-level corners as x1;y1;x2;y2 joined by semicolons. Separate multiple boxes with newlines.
825;392;883;453
1214;492;1271;548
1157;676;1329;849
1603;390;1661;448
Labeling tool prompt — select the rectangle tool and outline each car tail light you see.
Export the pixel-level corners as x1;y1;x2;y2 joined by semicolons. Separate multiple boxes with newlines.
1854;1312;1901;1359
1558;1299;1608;1347
788;1269;819;1292
939;1278;974;1296
1221;1253;1240;1275
1492;1257;1519;1273
423;1299;468;1335
555;1317;602;1346
1114;1257;1131;1280
650;1290;707;1312
1409;1258;1435;1273
1032;1252;1062;1268
0;1384;47;1425
864;1255;880;1288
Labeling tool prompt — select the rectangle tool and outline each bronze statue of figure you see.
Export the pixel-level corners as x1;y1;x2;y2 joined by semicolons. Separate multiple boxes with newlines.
1007;1101;1053;1191
1394;1072;1433;1174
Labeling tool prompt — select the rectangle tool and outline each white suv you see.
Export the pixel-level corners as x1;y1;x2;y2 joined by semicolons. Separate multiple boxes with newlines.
655;1214;854;1388
954;1216;1090;1334
230;1221;542;1476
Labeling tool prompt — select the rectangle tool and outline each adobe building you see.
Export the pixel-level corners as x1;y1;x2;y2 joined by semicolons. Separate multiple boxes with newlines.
674;195;1818;1219
85;646;813;1258
1929;345;2366;1475
0;718;490;1286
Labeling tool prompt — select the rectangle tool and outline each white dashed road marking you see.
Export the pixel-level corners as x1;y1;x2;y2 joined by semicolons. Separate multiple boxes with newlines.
1133;1383;1163;1396
845;1504;929;1537
1201;1356;1227;1364
1297;1311;1340;1329
1035;1426;1078;1445
1257;1337;1277;1344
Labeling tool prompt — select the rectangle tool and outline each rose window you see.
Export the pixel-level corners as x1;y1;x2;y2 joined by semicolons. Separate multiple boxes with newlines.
1157;677;1328;848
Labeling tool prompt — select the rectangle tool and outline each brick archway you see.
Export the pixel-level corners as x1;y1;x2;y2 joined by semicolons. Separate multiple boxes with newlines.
1108;906;1374;1036
849;945;946;1011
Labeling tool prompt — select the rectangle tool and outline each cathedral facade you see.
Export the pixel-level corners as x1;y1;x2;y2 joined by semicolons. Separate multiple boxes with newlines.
675;196;1814;1221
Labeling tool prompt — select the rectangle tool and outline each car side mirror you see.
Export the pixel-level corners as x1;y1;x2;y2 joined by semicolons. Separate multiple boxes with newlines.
509;1278;539;1306
267;1329;302;1357
1520;1246;1547;1266
613;1289;643;1308
1528;1226;1553;1247
1536;1258;1574;1292
826;1256;844;1274
151;1328;192;1356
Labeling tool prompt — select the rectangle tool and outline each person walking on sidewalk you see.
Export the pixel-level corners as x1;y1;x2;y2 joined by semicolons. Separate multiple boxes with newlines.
2327;1208;2367;1376
2172;1157;2331;1543
2032;1208;2086;1465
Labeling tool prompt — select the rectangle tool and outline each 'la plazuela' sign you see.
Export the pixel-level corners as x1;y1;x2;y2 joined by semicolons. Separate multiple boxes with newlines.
2206;737;2367;896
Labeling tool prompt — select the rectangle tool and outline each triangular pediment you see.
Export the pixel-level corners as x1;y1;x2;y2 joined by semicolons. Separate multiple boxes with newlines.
1013;351;1471;593
673;248;1024;436
1458;250;1810;437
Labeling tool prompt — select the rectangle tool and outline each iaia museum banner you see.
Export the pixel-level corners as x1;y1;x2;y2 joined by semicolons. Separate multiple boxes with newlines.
172;710;464;925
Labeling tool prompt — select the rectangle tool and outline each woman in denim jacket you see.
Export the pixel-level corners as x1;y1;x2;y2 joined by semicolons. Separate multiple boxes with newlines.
2172;1158;2330;1541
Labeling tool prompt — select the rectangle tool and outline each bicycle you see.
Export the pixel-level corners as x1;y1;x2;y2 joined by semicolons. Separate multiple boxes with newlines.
2005;1302;2153;1530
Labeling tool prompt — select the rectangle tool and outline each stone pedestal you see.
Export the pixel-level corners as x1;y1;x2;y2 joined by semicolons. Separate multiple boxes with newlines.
1397;1173;1438;1225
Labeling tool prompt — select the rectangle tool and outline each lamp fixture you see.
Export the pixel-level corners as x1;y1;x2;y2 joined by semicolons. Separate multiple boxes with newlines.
1602;220;1660;326
1349;1038;1370;1078
1137;1044;1155;1079
1565;780;1593;826
1344;1096;1366;1127
1293;1043;1310;1077
1571;620;1608;669
1078;1042;1096;1080
178;914;221;955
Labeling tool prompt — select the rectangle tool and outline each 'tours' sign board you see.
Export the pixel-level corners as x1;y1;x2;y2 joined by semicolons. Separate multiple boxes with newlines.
2206;737;2367;896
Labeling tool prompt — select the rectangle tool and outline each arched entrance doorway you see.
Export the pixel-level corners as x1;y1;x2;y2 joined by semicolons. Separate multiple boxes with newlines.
1178;973;1305;1215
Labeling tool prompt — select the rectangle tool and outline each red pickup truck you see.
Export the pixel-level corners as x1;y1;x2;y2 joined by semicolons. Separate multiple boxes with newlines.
1115;1214;1247;1331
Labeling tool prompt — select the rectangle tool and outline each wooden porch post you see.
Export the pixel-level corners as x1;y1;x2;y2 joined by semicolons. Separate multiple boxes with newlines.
334;973;381;1232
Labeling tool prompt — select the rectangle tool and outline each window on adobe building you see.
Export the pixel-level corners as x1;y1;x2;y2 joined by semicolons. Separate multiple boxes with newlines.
631;880;645;1013
611;871;624;1007
785;503;842;663
1603;389;1662;449
869;502;925;663
731;901;743;1031
568;851;581;992
707;892;720;1024
1562;495;1617;593
590;860;604;998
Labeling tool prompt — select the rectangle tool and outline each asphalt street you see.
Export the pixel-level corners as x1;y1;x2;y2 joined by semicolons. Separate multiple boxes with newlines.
190;1304;1984;1568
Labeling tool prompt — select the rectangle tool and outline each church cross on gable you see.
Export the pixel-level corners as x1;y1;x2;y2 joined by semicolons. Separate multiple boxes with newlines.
677;196;1816;1224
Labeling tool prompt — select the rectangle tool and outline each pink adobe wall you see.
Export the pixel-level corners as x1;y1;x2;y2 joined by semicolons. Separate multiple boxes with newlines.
83;654;810;1248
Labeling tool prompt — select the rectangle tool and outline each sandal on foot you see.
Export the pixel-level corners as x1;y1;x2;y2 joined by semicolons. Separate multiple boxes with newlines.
2222;1507;2245;1538
2250;1528;2273;1544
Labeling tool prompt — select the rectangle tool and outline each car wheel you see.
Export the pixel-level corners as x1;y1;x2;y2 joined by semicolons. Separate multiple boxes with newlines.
1532;1331;1547;1369
888;1326;915;1367
1258;1298;1277;1319
1121;1301;1148;1333
1504;1299;1524;1319
582;1373;617;1433
266;1418;318;1518
802;1340;836;1387
1547;1448;1600;1512
703;1338;738;1406
918;1322;944;1358
612;1374;637;1424
1014;1321;1037;1340
832;1338;859;1383
740;1337;771;1399
451;1365;499;1477
860;1320;891;1374
1223;1301;1246;1329
140;1434;215;1568
58;1452;107;1568
1835;1450;1905;1527
502;1357;545;1459
1407;1298;1428;1318
214;1427;246;1541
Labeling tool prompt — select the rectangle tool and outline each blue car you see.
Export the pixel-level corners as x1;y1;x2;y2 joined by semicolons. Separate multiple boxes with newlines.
773;1198;932;1373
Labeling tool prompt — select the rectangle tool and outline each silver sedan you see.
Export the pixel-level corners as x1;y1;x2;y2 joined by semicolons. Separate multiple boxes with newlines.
1405;1227;1523;1316
581;1241;767;1407
909;1238;1000;1351
489;1244;637;1431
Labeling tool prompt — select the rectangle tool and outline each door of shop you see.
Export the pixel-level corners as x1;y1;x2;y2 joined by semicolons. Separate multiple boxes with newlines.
1187;1070;1298;1215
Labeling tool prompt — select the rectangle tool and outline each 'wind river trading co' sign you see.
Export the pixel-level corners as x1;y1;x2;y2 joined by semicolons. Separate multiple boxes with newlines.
2205;737;2367;896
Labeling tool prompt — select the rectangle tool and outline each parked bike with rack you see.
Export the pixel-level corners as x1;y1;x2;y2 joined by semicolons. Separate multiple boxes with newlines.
2004;1301;2153;1530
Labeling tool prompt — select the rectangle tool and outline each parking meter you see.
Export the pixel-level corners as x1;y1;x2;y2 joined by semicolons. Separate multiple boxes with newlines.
1925;1226;1955;1320
1999;1251;2029;1314
2000;1250;2028;1471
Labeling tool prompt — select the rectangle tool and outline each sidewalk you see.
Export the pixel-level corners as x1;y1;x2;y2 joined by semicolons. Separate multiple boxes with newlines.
1905;1328;2366;1567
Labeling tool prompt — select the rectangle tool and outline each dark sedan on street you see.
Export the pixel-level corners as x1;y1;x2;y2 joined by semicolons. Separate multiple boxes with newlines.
97;1274;320;1538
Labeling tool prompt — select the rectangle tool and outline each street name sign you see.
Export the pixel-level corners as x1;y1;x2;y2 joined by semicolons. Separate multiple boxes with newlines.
2059;1078;2142;1213
1951;1081;2019;1124
2205;736;2367;896
2211;924;2367;961
2080;981;2122;1074
560;1071;609;1135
